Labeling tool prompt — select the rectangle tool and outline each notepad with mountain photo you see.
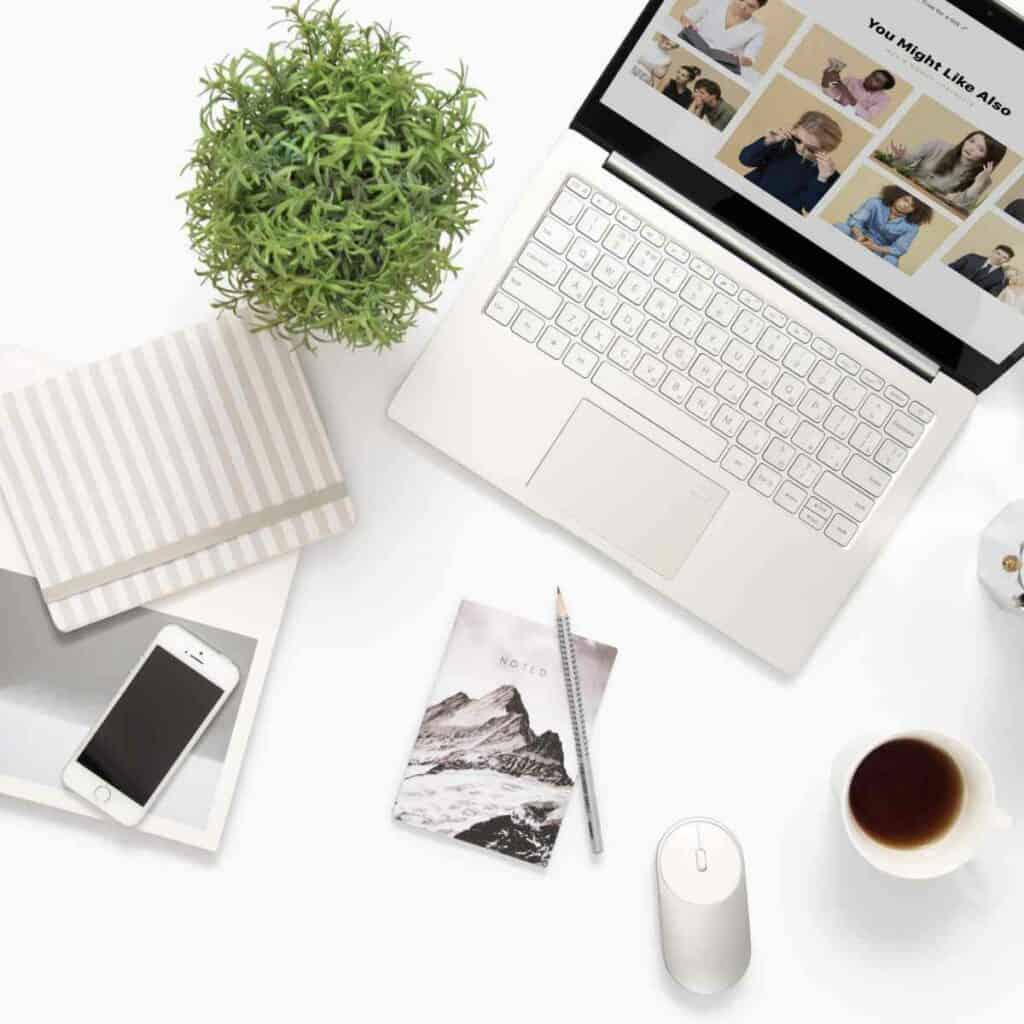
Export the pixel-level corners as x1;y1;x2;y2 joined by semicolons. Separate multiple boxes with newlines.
393;600;617;867
0;315;354;632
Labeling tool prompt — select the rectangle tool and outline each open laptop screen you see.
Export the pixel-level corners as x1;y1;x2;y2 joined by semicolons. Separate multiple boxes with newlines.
590;0;1024;389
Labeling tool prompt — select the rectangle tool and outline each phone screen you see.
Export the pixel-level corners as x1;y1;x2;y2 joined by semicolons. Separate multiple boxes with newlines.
77;646;223;805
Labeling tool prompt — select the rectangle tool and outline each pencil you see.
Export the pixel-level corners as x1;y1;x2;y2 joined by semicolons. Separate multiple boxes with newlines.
556;587;604;855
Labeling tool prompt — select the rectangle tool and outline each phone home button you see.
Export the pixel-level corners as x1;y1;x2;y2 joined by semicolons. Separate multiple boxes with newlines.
93;786;111;804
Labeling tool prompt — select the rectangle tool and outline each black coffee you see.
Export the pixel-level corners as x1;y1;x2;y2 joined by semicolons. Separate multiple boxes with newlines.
848;738;964;849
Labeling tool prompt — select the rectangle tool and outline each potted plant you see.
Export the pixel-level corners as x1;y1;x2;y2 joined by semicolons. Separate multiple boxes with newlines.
181;2;491;351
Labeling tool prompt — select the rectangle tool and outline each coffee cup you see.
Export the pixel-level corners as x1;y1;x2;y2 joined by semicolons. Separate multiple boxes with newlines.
832;730;1012;879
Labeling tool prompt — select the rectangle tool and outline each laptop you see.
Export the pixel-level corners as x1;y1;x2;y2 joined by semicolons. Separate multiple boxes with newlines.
391;0;1024;672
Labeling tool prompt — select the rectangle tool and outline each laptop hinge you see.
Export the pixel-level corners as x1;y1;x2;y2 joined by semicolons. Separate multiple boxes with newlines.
605;153;940;383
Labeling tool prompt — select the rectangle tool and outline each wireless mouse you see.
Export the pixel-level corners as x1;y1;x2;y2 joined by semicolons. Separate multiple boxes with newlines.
656;817;751;995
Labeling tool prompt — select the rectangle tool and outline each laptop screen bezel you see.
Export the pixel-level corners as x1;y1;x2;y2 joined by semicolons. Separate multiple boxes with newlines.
571;0;1024;394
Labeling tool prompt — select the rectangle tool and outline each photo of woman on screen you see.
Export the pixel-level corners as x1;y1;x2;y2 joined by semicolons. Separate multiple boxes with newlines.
882;131;1006;214
1000;267;1024;313
834;185;933;269
679;0;767;71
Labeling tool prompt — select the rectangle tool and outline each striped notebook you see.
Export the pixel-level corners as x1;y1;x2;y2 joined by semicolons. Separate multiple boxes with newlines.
0;316;355;632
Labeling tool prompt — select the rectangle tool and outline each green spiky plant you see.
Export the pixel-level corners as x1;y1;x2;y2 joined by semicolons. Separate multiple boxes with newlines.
181;2;491;352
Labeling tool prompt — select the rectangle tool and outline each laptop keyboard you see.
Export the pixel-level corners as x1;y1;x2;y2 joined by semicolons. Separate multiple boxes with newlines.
485;176;936;548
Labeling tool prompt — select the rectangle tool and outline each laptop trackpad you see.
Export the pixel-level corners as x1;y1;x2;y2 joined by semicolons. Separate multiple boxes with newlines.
528;401;728;579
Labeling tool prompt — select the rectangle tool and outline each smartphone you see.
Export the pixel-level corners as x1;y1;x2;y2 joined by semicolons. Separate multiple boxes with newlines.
63;625;239;826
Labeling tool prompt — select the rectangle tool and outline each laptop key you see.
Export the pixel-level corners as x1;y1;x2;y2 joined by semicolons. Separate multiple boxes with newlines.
758;328;789;359
722;339;756;373
908;401;934;424
585;286;618;320
707;294;739;328
519;242;566;284
783;344;815;377
661;371;692;404
538;326;572;359
591;364;728;462
582;320;614;353
502;269;561;318
565;176;591;198
886;411;924;447
629;243;661;275
800;507;827;531
594;255;626;289
860;394;892;428
874;438;908;473
750;464;782;497
715;371;747;405
567;237;600;271
775;481;806;513
740;388;772;421
565;344;599;378
645;289;677;323
638;321;670;353
792;422;824;455
849;423;882;457
578;208;611;242
884;385;908;407
738;421;770;454
604;225;636;259
819;438;851;471
747;356;779;390
806;496;833;519
696;323;729;356
535;216;573;254
835;378;868;412
825;515;857;548
560;269;593;303
551;190;585;224
486;292;518;326
723;446;756;480
764;439;796;472
712;404;744;437
635;354;667;388
612;303;644;337
685;388;719;422
732;310;765;344
655;259;687;293
815;474;874;522
671;306;703;339
766;404;798;437
608;337;642;370
843;455;891;498
556;304;587;336
665;337;698;371
512;309;544;343
682;276;715;310
691;354;722;388
789;454;822;489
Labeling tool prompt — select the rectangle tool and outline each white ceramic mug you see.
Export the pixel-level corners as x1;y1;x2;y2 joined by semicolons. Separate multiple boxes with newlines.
832;730;1012;879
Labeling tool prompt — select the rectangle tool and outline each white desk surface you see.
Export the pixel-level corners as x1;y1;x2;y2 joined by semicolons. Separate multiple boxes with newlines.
1;2;1022;1019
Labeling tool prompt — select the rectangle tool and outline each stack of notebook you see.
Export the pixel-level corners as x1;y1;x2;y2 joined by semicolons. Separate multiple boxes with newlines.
0;315;355;632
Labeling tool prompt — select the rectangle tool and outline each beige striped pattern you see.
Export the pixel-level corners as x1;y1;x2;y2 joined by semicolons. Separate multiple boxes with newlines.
0;316;355;632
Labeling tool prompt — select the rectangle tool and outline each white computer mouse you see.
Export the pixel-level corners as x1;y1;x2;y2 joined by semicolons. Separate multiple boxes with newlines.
656;817;751;995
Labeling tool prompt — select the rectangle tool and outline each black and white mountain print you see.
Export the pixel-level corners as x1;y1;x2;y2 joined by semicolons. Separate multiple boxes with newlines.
392;601;617;868
395;685;573;865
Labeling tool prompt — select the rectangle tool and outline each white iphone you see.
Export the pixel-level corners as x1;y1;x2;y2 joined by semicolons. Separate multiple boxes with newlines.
63;625;240;826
